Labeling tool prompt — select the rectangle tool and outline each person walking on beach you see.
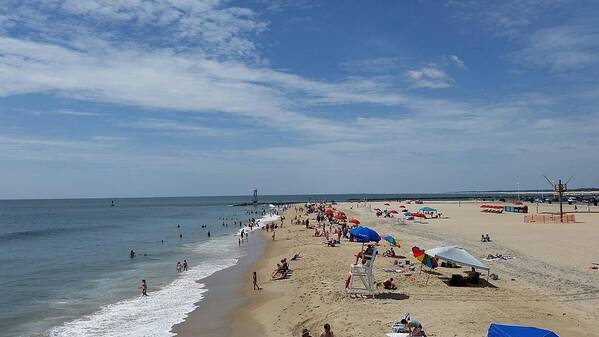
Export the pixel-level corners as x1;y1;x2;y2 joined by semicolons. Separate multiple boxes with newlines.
272;230;275;241
141;279;148;296
320;323;334;337
253;271;261;290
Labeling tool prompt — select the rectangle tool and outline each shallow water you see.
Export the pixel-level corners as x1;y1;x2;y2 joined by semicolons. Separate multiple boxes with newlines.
0;197;270;337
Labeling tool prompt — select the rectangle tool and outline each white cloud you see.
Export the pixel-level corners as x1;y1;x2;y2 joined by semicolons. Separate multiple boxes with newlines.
449;55;466;69
407;66;454;89
122;118;235;137
513;25;599;71
449;0;566;38
1;0;267;59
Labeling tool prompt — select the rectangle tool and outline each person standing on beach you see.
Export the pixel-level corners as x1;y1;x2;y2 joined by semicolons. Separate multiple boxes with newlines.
183;259;188;272
272;230;275;241
320;323;334;337
141;280;148;296
253;271;261;290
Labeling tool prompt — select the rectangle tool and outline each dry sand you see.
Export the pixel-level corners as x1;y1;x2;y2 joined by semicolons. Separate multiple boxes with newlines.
229;201;599;337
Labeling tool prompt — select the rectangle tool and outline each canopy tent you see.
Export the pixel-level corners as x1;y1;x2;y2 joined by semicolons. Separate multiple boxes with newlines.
487;324;559;337
425;245;489;271
419;206;437;212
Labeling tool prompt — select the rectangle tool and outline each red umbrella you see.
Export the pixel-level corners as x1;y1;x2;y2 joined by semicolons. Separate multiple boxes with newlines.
335;213;346;220
348;218;360;224
388;210;399;214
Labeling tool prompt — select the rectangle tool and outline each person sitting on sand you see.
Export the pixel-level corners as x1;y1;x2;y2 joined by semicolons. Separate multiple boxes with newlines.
400;319;426;337
383;248;397;257
320;323;334;337
314;228;320;237
383;277;397;290
485;234;491;242
327;239;336;247
302;328;312;337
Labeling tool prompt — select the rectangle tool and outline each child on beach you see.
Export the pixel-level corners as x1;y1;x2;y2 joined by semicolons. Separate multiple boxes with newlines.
253;271;261;290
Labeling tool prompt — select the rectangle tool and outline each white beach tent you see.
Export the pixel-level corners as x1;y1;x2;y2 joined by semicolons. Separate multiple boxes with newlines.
425;245;489;271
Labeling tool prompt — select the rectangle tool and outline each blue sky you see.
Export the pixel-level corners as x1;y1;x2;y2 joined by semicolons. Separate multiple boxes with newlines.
1;0;598;199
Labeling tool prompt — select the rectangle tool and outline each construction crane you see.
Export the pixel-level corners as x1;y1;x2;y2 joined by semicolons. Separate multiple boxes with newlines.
543;175;573;223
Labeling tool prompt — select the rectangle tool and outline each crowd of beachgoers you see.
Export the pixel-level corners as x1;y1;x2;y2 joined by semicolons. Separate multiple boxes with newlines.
228;199;599;337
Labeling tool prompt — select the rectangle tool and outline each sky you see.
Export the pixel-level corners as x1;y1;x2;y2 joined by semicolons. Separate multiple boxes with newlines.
1;0;598;199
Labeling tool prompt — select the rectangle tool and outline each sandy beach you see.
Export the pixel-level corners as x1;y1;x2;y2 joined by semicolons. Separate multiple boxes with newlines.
223;201;599;337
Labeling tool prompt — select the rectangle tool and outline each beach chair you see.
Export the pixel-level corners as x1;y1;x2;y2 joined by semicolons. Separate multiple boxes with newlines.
347;248;377;298
390;313;410;333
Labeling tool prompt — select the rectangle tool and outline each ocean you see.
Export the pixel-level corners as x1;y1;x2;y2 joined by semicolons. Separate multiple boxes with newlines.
0;193;479;337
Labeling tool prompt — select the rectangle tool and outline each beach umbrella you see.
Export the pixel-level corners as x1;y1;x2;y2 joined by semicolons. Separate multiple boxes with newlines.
335;213;346;220
388;210;399;214
411;246;438;269
383;234;400;247
348;218;360;224
349;226;381;243
384;202;390;206
399;205;406;208
419;207;437;212
487;323;558;337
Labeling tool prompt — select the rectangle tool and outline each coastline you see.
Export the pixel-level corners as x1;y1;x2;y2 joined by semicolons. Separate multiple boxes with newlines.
172;229;266;337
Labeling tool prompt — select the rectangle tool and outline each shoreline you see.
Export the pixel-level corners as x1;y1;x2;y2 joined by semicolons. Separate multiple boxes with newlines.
172;229;266;337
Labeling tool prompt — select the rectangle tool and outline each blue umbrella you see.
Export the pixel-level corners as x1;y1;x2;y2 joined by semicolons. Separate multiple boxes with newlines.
350;226;381;243
487;324;558;337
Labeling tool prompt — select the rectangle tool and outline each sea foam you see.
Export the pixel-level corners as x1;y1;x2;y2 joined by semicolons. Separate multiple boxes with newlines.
48;237;240;337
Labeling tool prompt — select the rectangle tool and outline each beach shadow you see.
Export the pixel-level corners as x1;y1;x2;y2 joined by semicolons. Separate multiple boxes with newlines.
422;270;443;276
439;277;498;289
374;292;410;300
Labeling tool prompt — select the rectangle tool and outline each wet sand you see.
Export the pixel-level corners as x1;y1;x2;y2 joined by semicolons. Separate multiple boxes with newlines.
173;231;265;337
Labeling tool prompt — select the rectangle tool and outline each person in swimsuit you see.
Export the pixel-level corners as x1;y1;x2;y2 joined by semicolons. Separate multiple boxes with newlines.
253;271;261;290
141;280;148;296
320;323;334;337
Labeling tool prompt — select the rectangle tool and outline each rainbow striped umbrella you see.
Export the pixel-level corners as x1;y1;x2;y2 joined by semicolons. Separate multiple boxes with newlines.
383;234;400;247
411;246;438;269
